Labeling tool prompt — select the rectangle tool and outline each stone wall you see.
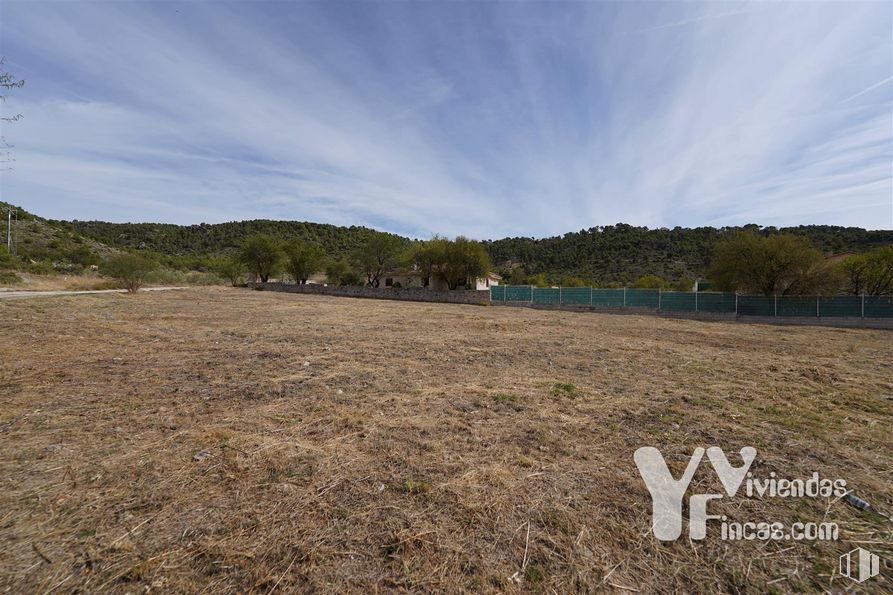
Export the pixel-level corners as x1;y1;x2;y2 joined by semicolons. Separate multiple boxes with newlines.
251;282;491;305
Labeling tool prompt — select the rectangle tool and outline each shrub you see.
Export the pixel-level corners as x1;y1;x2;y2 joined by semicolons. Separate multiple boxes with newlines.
102;253;157;293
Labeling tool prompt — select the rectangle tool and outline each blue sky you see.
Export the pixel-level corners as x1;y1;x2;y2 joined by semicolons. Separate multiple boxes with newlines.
1;1;891;238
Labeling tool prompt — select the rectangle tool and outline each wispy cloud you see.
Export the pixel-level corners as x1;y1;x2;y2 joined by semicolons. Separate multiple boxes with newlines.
1;1;890;236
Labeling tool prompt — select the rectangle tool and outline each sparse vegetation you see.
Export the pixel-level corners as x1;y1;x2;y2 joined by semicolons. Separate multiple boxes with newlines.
101;253;157;292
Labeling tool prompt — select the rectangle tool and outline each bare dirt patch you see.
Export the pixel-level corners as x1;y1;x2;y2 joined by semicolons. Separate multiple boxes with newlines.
1;288;890;593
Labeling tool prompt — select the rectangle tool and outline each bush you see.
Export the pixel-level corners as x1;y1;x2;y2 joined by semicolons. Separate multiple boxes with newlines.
102;254;157;292
211;256;246;287
632;274;669;290
0;270;22;285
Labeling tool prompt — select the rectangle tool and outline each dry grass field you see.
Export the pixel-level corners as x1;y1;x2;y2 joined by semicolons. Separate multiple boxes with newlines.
1;288;891;593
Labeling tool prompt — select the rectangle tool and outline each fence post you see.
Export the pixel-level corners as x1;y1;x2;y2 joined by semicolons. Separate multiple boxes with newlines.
658;288;661;311
559;285;562;307
734;293;738;316
774;295;777;317
590;286;593;307
530;285;533;305
816;295;820;318
694;290;698;313
623;287;627;307
861;294;865;318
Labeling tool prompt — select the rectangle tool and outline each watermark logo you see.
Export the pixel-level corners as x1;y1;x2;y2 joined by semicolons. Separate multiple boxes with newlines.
840;548;880;584
634;446;845;541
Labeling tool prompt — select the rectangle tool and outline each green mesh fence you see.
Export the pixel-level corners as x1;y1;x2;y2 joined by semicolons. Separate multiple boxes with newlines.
865;296;893;318
626;288;660;308
591;288;624;307
490;286;893;318
819;296;861;317
560;287;592;305
660;291;696;311
533;287;560;305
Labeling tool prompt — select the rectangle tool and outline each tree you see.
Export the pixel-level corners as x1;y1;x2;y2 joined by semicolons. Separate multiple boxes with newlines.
508;267;528;285
239;234;282;283
352;233;404;287
559;276;588;287
212;255;246;287
1;57;24;171
103;253;156;293
841;246;893;295
440;236;492;290
632;274;669;290
708;232;838;295
409;236;448;287
283;240;326;284
325;259;354;285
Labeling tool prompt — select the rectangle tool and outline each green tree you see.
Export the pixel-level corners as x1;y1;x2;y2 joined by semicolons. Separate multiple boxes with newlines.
440;236;492;290
239;234;282;283
409;236;449;288
632;274;669;290
283;240;326;284
708;232;837;295
840;246;893;295
559;276;588;287
508;267;528;285
672;277;695;292
352;233;404;287
212;255;246;287
526;273;548;288
325;259;354;286
102;253;157;293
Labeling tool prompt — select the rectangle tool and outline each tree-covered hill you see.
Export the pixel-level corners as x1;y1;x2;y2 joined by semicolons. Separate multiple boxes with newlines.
485;224;893;284
3;201;890;283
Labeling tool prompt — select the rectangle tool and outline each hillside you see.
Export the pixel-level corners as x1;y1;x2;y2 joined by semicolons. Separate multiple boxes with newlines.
60;217;893;284
3;202;892;284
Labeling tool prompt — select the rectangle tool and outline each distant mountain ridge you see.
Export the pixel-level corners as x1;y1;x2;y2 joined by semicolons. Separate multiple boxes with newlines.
4;201;892;283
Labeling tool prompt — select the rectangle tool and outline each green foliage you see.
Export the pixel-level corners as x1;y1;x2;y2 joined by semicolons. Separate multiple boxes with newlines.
440;236;492;290
239;234;282;283
0;245;15;270
211;256;246;287
708;232;842;295
352;233;405;287
408;235;449;288
632;274;669;290
325;259;358;286
527;273;548;288
840;246;893;295
66;244;100;267
485;224;893;285
0;270;22;285
673;277;695;292
559;276;588;287
283;240;326;284
102;253;157;292
507;268;528;285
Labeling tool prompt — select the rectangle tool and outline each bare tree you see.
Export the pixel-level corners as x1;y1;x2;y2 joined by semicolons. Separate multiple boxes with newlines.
0;57;25;172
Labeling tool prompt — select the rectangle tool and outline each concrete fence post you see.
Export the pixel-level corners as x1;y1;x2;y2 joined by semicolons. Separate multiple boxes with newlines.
559;285;562;307
774;295;777;317
694;290;698;313
861;294;865;318
590;286;593;307
816;295;820;318
735;293;738;316
658;288;661;311
529;285;533;305
623;287;627;307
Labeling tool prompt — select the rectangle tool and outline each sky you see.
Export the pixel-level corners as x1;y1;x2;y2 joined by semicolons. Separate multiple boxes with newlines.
0;1;891;239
